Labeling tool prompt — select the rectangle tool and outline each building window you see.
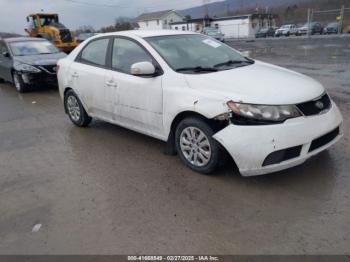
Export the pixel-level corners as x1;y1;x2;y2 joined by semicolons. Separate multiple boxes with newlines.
175;27;178;30
170;19;173;23
146;21;148;26
214;23;219;29
157;20;159;25
195;25;200;31
164;19;168;25
182;26;186;31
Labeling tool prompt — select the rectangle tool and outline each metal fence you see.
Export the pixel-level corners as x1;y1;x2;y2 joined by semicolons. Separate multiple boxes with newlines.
307;5;350;36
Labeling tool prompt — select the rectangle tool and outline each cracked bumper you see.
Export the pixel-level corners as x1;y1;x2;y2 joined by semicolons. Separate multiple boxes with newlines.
213;102;343;176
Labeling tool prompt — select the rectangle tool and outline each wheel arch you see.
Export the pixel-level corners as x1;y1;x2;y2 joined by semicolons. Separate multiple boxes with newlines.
164;110;229;155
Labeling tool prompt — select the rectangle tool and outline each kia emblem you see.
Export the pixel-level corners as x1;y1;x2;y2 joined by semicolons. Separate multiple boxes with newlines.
315;101;324;109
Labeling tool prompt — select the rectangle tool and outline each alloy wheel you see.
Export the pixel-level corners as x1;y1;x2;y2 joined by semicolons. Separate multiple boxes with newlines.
67;95;81;122
179;127;212;167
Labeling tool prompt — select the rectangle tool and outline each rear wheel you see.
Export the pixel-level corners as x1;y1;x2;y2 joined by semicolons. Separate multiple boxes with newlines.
175;117;222;174
13;72;27;93
64;90;92;127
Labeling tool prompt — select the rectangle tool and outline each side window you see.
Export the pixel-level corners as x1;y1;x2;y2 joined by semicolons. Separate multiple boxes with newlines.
112;38;153;74
0;42;8;54
79;38;109;66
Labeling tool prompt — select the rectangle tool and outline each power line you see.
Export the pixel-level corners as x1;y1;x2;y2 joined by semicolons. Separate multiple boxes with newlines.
63;0;205;10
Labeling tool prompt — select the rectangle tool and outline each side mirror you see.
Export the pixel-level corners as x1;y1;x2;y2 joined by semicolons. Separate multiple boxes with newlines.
130;61;156;76
2;51;10;58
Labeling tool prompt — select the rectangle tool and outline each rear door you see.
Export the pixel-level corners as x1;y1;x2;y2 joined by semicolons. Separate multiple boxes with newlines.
69;37;113;120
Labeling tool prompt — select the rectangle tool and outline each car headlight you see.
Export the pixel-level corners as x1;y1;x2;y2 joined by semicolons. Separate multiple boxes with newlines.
227;100;302;124
15;63;41;73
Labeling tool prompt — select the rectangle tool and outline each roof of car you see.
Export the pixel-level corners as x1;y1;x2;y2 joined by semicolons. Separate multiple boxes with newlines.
94;30;198;39
4;37;47;43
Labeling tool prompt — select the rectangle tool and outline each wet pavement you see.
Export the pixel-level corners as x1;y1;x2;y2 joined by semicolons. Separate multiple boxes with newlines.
0;36;349;254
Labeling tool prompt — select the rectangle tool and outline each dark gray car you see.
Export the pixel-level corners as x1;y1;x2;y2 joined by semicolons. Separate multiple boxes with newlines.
0;37;66;92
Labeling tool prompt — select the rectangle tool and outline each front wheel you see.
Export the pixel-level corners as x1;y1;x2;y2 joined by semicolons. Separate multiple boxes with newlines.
64;90;92;127
175;117;222;174
13;72;27;93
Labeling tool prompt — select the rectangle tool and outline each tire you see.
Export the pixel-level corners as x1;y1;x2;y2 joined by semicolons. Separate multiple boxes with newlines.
13;72;27;93
175;117;222;174
64;90;92;127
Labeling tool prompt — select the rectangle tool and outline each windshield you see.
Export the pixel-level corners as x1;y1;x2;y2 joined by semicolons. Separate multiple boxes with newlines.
281;25;290;29
328;23;338;27
259;28;269;33
146;34;253;74
10;41;60;56
207;31;219;36
40;16;59;26
303;22;316;27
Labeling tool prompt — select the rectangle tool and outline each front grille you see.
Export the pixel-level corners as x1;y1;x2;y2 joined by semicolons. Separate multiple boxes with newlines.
309;127;340;152
262;145;302;167
60;29;73;43
297;93;331;116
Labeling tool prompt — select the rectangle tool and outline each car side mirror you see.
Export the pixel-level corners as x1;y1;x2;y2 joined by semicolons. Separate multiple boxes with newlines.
130;61;156;76
2;51;10;58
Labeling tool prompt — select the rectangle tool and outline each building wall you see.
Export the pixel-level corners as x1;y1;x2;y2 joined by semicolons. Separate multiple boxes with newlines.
138;20;163;30
171;16;277;39
138;11;183;30
162;12;184;29
213;18;251;38
171;22;204;32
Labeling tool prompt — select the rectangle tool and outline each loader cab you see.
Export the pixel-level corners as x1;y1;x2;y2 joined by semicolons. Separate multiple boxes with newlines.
25;14;60;36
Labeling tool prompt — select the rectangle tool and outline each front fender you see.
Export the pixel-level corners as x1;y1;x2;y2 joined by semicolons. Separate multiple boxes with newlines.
163;86;229;139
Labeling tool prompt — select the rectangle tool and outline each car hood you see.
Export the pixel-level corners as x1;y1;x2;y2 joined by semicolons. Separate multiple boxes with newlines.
183;60;324;105
14;52;67;66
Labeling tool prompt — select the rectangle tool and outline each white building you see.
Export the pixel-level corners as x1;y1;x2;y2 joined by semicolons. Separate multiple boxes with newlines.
170;14;278;39
136;10;185;30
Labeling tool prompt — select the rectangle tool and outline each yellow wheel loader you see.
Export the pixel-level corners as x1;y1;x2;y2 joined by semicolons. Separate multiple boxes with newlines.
25;13;78;53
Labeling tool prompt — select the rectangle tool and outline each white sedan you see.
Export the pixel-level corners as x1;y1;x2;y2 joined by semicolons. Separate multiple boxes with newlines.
57;30;343;176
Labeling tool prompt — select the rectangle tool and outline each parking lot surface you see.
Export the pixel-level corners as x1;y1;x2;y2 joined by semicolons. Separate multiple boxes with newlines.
0;36;349;254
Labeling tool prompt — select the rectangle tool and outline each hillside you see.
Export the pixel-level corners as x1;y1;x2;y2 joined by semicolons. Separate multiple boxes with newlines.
179;0;309;18
179;0;349;25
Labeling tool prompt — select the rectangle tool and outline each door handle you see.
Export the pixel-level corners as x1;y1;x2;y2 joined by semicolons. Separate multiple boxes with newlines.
72;72;79;78
106;80;117;87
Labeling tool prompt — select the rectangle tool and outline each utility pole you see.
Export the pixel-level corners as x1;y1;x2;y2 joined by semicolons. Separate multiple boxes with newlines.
202;0;210;27
339;5;345;35
307;8;312;38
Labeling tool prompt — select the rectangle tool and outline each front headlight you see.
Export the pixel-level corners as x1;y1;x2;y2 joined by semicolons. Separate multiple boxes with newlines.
15;63;41;73
227;100;302;124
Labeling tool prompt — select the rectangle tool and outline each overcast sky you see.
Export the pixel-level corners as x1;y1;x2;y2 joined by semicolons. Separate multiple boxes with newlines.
0;0;222;34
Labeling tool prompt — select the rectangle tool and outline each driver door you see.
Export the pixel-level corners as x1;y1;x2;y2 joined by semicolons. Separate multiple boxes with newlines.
105;37;163;136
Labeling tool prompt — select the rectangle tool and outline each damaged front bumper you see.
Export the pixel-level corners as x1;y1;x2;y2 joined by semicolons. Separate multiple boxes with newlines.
213;101;343;176
18;71;58;88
